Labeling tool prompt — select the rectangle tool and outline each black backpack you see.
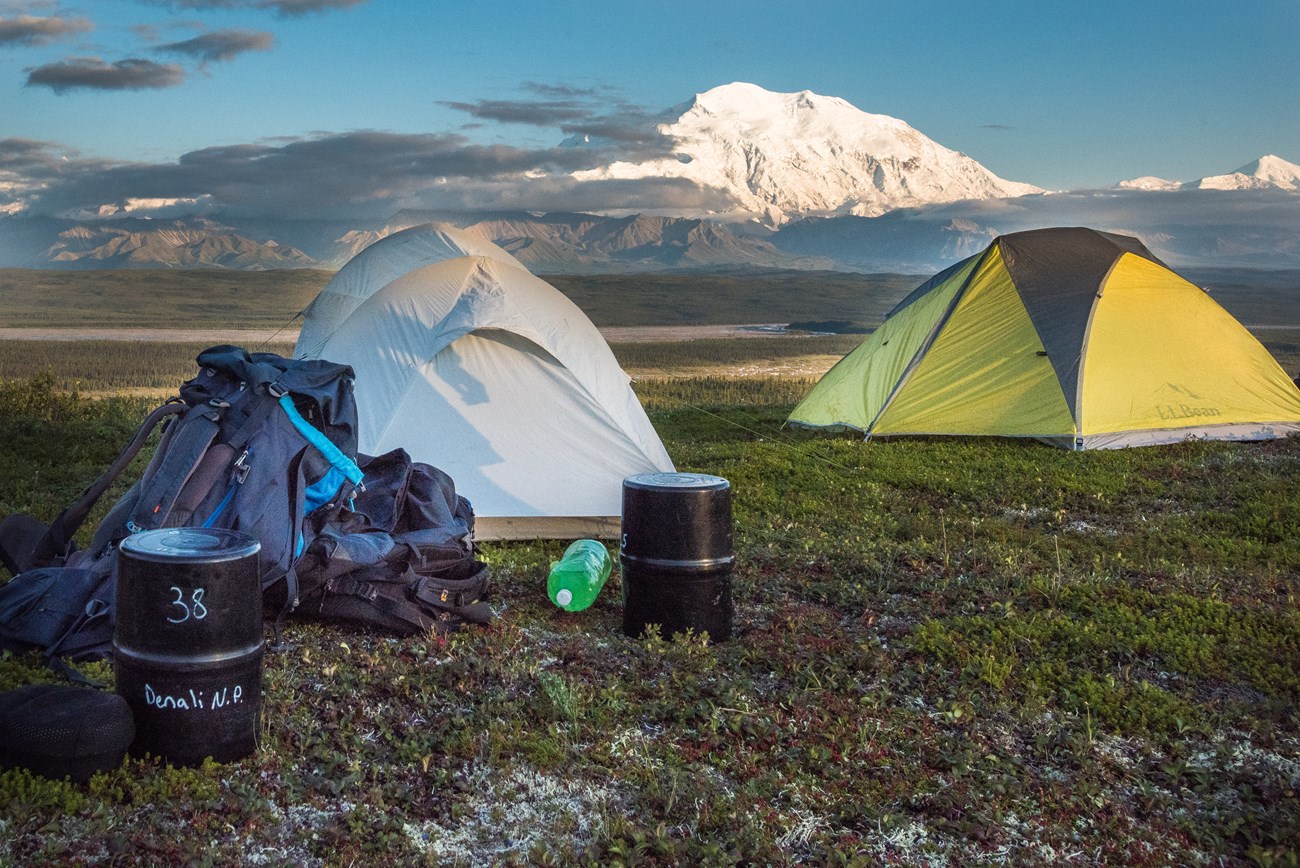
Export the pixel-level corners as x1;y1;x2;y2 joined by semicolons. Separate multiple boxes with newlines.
296;447;492;635
0;345;490;663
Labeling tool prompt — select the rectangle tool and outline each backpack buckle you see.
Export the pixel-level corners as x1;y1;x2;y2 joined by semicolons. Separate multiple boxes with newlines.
327;577;377;602
413;576;461;609
232;449;252;484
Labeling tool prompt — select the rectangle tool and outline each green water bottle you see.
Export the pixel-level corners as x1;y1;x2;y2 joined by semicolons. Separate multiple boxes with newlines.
547;539;612;612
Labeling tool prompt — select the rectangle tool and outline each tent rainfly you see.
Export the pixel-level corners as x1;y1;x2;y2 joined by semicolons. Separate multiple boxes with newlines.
788;227;1300;449
296;247;675;540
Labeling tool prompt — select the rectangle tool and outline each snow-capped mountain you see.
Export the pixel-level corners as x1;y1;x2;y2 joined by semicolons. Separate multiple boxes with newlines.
1195;155;1300;191
3;85;1296;273
571;82;1043;225
1116;176;1182;191
1117;155;1300;192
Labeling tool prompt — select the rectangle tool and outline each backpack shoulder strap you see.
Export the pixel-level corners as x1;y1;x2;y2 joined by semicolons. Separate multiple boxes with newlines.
32;399;186;566
127;402;224;533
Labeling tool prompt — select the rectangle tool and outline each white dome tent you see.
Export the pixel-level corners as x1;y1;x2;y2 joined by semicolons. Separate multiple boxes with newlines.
295;251;675;540
296;223;526;359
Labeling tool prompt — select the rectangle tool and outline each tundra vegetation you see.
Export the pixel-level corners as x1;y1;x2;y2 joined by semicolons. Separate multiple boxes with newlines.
0;268;1297;865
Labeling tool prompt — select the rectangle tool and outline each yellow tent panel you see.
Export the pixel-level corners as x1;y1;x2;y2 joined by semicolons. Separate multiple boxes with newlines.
875;247;1075;438
1082;254;1300;439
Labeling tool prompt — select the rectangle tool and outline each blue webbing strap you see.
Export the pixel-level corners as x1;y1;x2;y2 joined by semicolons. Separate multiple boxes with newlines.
270;393;363;639
277;394;364;487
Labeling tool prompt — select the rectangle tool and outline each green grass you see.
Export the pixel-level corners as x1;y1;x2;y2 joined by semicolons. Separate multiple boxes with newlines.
6;266;1296;333
0;341;297;393
633;376;820;410
614;335;862;369
0;338;846;396
1;329;1293;402
543;270;920;327
0;374;1297;866
1259;327;1300;379
0;268;924;330
0;268;330;329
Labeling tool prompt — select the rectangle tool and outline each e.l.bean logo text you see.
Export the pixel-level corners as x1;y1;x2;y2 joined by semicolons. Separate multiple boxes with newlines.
1156;403;1222;421
1156;384;1221;421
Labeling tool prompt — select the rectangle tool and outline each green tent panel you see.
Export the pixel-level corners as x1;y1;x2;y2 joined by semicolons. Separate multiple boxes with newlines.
789;227;1300;450
790;253;978;430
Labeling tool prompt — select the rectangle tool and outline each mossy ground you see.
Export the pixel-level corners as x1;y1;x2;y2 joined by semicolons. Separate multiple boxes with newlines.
0;376;1297;866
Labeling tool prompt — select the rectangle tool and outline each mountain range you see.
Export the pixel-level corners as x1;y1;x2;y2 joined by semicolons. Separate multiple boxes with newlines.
1117;155;1300;192
1;84;1297;274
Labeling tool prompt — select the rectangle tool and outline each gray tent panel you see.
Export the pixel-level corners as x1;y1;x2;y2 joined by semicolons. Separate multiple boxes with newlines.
998;227;1166;419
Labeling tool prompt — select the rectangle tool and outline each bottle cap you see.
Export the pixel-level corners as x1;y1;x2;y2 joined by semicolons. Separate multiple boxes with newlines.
555;589;573;606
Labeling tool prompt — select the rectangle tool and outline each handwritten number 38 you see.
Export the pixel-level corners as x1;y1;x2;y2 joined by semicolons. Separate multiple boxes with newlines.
166;586;208;623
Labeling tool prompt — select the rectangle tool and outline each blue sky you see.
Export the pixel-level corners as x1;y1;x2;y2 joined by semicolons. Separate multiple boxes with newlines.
2;0;1298;220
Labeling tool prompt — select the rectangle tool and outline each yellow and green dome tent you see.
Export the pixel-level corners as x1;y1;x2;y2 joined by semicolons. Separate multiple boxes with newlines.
788;227;1300;449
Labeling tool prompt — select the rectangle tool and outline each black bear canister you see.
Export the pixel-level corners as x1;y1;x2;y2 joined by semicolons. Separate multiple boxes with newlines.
114;528;263;766
620;472;734;642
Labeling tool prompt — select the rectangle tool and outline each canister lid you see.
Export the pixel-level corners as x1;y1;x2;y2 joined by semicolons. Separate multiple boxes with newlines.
623;472;730;492
119;528;261;563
